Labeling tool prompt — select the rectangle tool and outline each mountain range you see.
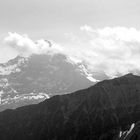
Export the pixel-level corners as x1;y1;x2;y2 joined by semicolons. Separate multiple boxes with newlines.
0;73;140;140
0;53;96;111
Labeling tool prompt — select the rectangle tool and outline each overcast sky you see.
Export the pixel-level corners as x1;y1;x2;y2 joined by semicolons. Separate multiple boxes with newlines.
1;0;140;39
1;0;140;78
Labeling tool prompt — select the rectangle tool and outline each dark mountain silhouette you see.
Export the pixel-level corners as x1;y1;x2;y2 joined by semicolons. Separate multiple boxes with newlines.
0;54;95;111
0;73;140;140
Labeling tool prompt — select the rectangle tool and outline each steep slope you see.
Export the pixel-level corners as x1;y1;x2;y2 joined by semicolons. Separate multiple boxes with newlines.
0;53;94;111
0;74;140;140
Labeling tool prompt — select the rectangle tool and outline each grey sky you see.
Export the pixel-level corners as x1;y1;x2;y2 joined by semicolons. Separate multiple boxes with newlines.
0;0;140;62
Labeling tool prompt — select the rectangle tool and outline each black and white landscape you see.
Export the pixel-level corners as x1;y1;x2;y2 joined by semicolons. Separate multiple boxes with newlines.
0;73;140;140
0;0;140;140
0;52;95;111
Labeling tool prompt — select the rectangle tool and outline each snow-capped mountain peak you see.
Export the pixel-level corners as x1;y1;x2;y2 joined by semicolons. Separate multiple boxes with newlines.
0;53;96;111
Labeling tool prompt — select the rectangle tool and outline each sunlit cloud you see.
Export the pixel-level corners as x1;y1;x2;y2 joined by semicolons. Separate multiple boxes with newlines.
4;26;140;79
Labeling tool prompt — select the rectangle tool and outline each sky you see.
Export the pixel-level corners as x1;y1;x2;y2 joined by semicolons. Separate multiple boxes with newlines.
1;0;140;41
1;0;140;78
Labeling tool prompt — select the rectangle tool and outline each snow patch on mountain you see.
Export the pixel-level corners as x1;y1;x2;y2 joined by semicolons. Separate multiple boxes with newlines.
0;78;9;87
0;57;27;75
66;57;99;82
78;64;99;82
0;64;20;75
1;92;49;105
119;123;135;138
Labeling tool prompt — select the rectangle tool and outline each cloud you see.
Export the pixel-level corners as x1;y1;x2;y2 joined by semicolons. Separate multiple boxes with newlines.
64;26;140;78
4;32;63;57
4;27;140;79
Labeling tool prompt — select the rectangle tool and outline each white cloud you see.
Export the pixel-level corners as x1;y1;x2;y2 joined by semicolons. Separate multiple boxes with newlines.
64;26;140;78
4;32;63;57
4;27;140;79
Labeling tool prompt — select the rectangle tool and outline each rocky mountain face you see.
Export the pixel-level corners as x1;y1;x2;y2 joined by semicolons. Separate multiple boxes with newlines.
0;54;94;111
0;74;140;140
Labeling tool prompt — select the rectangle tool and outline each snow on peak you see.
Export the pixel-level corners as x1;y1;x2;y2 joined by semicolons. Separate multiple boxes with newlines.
78;64;99;82
1;92;50;105
0;57;27;75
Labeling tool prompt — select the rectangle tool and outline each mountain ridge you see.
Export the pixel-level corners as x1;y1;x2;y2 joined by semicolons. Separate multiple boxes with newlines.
0;73;140;140
0;53;95;111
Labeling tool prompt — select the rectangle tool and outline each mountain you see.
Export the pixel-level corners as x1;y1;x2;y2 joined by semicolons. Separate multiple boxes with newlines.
0;53;95;111
0;74;140;140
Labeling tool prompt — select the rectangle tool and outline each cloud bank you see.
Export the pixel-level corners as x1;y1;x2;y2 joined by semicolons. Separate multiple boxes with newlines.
4;26;140;78
64;26;140;78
